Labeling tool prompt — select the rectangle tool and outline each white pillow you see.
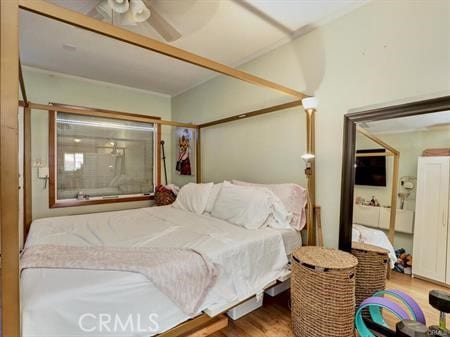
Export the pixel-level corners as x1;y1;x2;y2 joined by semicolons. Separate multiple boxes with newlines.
172;182;213;215
204;183;223;213
211;182;274;229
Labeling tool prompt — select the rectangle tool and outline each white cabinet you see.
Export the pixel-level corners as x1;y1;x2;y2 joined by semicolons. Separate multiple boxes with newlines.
353;204;414;234
413;156;450;284
379;208;415;234
353;204;380;227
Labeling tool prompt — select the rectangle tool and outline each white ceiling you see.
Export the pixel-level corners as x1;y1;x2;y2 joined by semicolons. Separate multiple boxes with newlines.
20;0;368;96
360;110;450;134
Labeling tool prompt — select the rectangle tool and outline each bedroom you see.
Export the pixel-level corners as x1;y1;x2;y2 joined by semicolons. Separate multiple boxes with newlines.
1;0;449;336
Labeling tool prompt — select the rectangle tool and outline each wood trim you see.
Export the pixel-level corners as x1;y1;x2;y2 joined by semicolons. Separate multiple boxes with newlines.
156;123;161;186
355;152;394;157
339;95;450;252
51;195;153;208
18;0;306;100
48;110;56;208
1;0;21;335
48;109;158;208
198;100;301;128
196;129;201;183
19;58;28;104
356;126;400;155
25;101;197;128
24;106;32;238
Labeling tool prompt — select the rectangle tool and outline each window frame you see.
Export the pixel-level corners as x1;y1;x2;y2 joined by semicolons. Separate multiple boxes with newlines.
48;105;161;208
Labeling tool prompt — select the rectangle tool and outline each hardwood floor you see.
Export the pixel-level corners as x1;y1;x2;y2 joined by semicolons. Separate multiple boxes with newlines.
210;272;449;337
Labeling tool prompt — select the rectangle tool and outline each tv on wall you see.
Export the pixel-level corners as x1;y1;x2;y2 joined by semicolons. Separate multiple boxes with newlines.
355;149;387;187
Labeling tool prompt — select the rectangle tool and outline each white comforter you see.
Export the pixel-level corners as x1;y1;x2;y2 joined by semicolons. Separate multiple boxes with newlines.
22;206;289;336
352;224;397;268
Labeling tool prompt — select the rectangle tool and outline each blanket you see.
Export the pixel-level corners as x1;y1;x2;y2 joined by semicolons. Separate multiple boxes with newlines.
20;244;217;316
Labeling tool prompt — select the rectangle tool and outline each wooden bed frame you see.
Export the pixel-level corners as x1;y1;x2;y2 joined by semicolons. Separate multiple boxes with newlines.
356;126;400;244
1;1;317;336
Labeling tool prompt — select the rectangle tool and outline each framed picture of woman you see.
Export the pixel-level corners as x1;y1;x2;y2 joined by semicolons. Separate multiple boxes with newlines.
175;128;195;176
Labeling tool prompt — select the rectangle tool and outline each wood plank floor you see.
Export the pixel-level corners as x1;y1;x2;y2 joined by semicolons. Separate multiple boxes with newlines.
210;272;449;337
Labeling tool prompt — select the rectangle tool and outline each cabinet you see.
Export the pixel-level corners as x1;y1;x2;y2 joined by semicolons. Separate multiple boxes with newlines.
413;157;450;284
353;204;414;234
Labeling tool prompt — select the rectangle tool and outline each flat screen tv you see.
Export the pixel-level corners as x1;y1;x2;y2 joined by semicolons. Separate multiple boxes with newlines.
355;149;386;187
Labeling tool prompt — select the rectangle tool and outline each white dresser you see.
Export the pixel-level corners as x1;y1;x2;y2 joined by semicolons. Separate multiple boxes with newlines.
353;204;414;234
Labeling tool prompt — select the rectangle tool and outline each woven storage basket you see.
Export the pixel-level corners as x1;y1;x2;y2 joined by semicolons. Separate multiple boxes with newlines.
351;241;389;308
291;246;358;337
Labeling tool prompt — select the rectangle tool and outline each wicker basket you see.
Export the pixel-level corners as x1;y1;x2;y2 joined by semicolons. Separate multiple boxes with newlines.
351;241;389;308
291;246;358;337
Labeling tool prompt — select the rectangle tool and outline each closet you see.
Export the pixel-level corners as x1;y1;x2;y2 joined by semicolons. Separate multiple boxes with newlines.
413;156;450;283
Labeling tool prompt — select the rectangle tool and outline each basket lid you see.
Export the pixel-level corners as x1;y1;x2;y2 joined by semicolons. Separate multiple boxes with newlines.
293;246;358;270
352;241;389;255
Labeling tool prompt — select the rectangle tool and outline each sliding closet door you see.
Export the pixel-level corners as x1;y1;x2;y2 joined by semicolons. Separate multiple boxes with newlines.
413;156;449;283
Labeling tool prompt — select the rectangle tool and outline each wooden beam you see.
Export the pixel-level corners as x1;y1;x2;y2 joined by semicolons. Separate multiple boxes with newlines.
1;0;21;335
158;314;215;337
196;129;202;183
355;152;394;157
19;58;28;105
389;153;400;244
23;101;198;128
356;126;400;155
305;108;316;246
198;100;301;128
356;126;400;245
18;0;306;100
24;106;32;239
183;315;228;337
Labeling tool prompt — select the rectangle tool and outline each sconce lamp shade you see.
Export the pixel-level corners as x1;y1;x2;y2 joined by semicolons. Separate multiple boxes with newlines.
302;97;318;111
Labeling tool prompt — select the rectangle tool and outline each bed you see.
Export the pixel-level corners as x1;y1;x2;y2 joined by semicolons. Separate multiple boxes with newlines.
352;224;397;268
21;204;302;336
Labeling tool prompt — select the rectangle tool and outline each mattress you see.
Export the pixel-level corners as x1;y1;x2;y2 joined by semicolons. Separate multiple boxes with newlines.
22;206;292;337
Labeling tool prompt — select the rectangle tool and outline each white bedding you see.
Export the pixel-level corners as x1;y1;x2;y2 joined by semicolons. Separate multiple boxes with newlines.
352;224;397;268
22;206;291;337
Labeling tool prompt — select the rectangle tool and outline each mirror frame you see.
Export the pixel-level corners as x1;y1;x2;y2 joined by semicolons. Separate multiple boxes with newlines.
338;95;450;252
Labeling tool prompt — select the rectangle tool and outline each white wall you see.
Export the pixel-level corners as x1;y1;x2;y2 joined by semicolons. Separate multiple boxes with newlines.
24;67;173;220
172;0;450;247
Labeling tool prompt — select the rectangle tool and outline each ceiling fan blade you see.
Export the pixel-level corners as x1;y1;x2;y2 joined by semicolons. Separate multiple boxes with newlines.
143;1;182;42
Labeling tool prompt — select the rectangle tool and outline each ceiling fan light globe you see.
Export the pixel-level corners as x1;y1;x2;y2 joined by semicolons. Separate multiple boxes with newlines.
108;0;130;14
129;0;151;23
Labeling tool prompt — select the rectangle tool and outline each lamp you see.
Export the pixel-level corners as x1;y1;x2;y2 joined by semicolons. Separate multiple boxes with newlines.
125;0;151;23
302;96;318;246
302;97;318;112
108;0;130;14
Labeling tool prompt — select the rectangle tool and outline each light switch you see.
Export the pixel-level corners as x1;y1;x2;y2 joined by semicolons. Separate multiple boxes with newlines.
38;167;49;178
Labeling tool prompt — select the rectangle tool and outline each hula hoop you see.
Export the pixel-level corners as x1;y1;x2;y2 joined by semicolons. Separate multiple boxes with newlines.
355;297;409;337
369;289;426;326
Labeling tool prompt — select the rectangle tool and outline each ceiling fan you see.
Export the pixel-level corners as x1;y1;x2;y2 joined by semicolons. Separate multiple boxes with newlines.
90;0;182;42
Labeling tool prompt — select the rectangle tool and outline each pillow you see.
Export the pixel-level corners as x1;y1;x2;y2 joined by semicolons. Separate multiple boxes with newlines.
204;183;223;213
211;182;274;229
172;182;213;215
232;180;307;231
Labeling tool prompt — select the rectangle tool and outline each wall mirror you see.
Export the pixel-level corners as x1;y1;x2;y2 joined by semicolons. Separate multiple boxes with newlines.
339;95;450;281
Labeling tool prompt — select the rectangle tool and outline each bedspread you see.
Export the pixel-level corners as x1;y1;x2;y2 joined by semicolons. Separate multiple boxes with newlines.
21;244;217;316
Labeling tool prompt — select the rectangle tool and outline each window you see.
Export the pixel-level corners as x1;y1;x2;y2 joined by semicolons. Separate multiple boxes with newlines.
49;109;160;207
